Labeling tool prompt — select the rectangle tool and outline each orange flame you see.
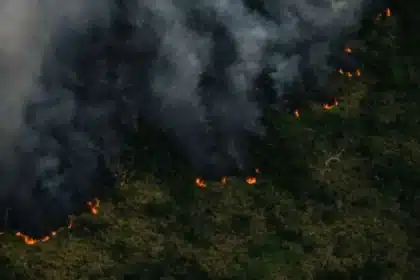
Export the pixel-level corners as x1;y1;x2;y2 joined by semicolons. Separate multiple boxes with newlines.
246;177;257;184
338;68;360;78
376;8;391;22
323;98;339;110
344;47;352;53
41;236;50;242
221;176;227;185
195;178;206;188
12;215;76;245
87;198;100;215
294;109;300;118
16;232;37;245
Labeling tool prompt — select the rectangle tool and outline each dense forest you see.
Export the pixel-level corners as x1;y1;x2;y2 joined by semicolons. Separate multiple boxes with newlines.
1;1;420;279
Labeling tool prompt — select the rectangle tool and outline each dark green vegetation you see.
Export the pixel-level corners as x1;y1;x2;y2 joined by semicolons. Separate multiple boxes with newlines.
2;6;420;280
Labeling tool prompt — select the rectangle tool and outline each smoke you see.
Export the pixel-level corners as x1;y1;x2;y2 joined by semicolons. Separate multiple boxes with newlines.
124;0;368;173
0;0;370;235
0;0;115;234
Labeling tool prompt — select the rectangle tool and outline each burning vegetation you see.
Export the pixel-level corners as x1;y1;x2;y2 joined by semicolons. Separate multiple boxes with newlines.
0;6;393;246
293;8;391;119
195;168;261;188
1;198;100;245
376;7;392;21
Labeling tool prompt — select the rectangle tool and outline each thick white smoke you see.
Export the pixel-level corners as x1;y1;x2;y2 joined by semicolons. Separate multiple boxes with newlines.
0;0;370;234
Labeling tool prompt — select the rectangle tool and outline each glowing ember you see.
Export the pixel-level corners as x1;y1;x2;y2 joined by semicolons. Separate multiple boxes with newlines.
16;232;37;245
246;177;257;184
87;198;100;215
41;236;50;242
323;98;339;110
376;8;391;21
344;47;352;53
12;215;75;245
338;68;359;78
195;178;206;188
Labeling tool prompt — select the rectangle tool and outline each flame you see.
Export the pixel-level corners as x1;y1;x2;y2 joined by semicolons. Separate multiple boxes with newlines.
195;178;206;188
12;215;76;245
246;177;257;184
41;236;50;242
376;8;391;22
338;68;360;78
294;109;300;118
87;198;100;215
221;176;227;185
344;47;352;53
16;232;37;245
323;98;339;110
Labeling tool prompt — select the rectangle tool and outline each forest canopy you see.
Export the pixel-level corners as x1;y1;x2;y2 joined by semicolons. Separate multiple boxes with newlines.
1;1;420;280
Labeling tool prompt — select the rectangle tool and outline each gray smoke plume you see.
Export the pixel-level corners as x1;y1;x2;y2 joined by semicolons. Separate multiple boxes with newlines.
0;0;370;235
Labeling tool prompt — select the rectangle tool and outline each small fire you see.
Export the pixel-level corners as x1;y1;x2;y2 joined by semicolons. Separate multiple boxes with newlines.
246;168;260;184
195;178;206;188
41;236;50;242
246;176;257;184
294;109;300;118
16;232;37;245
376;8;391;21
221;176;227;185
13;216;74;245
87;198;100;215
323;98;339;110
338;68;360;78
344;47;352;53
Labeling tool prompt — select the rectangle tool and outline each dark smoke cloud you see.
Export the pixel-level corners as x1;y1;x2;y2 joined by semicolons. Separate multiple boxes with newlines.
0;0;371;235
